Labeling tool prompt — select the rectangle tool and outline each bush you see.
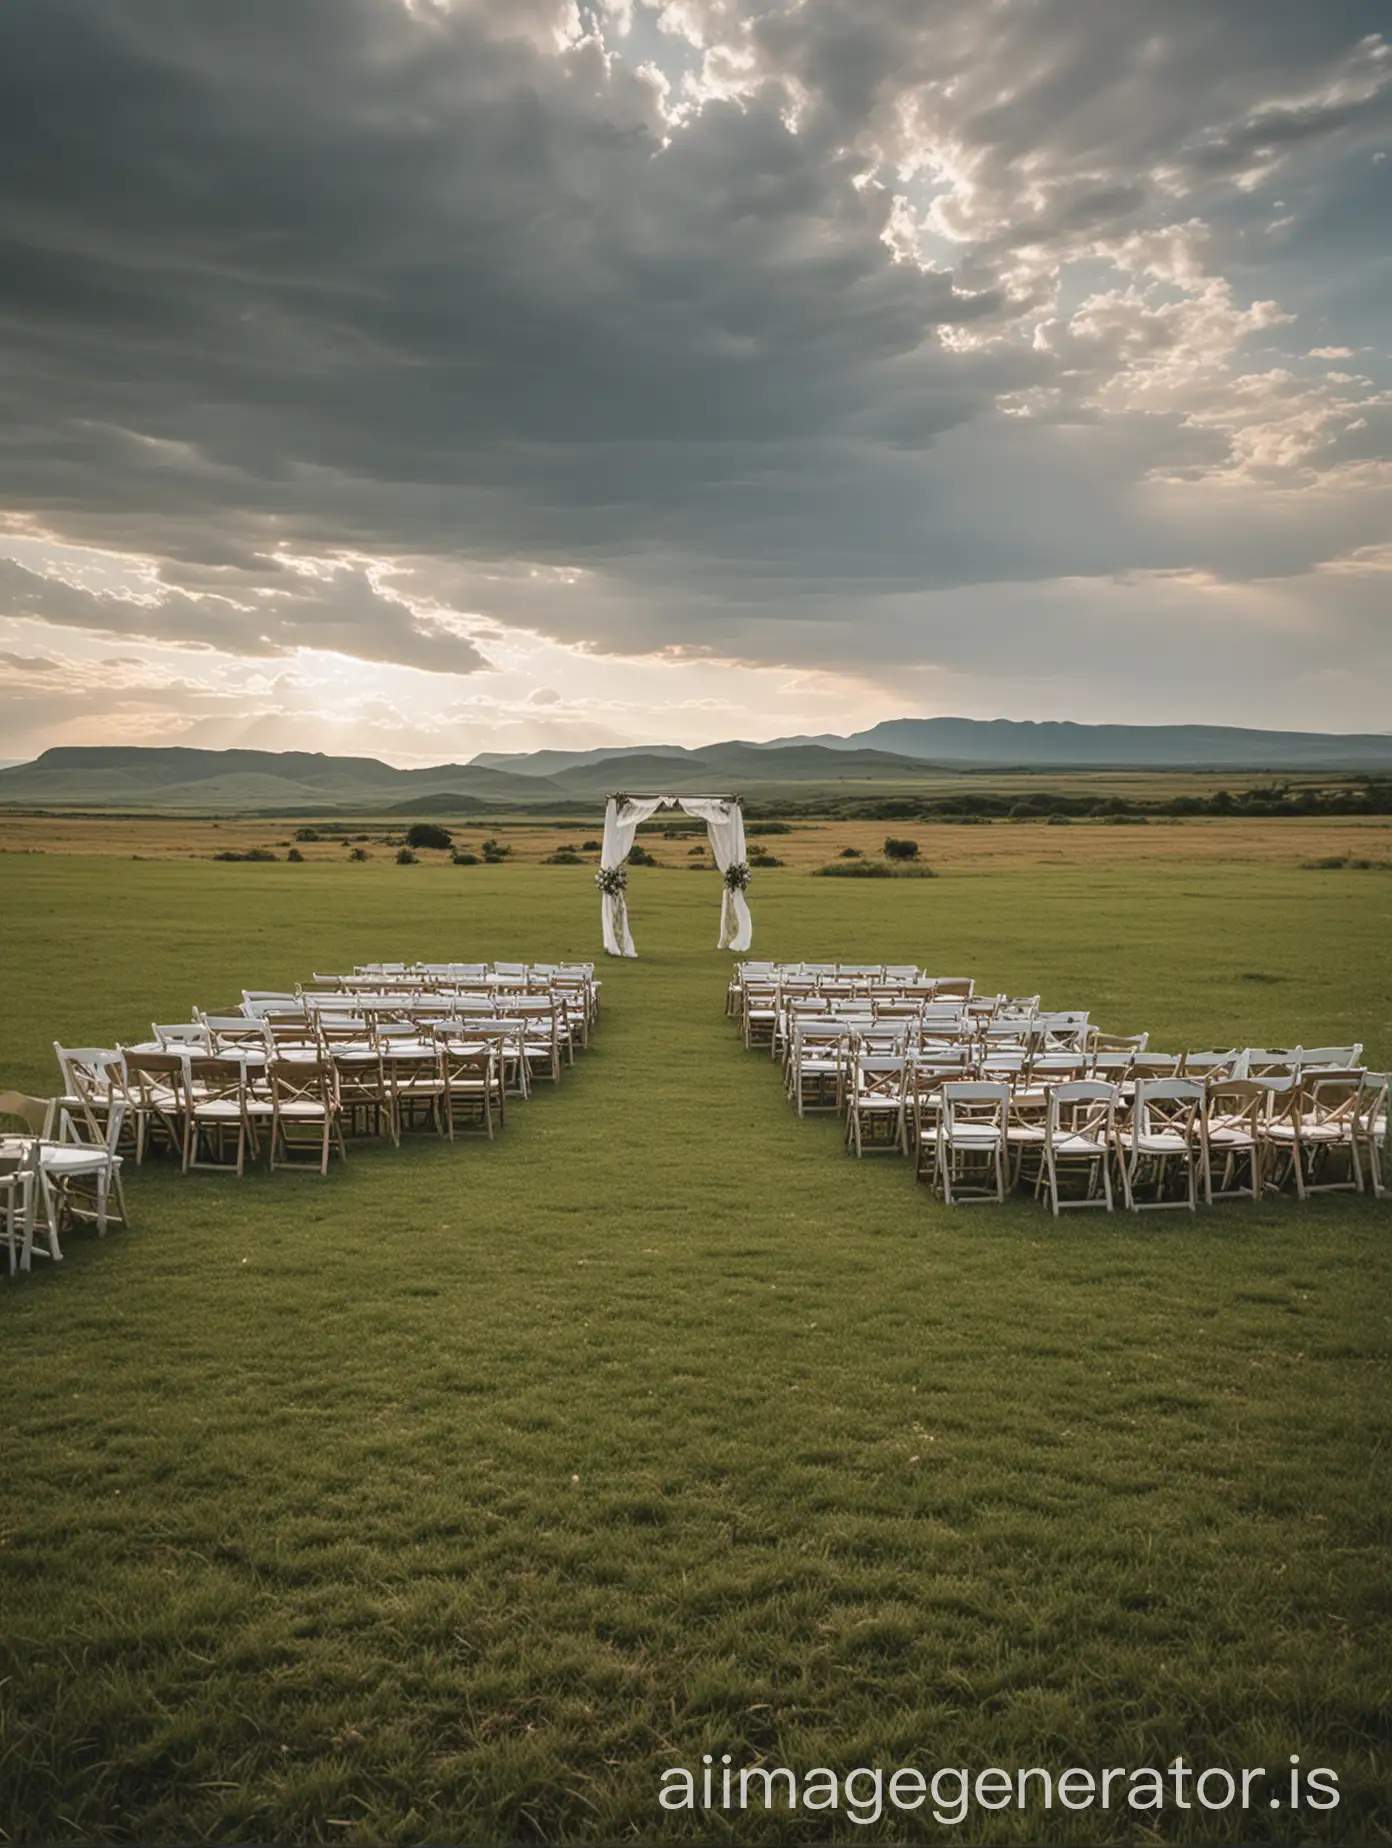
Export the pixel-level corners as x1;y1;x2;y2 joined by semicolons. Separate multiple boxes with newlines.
293;826;320;842
749;852;783;867
212;848;278;863
543;849;584;865
406;822;453;851
451;849;480;865
286;847;304;862
396;847;418;865
479;837;512;859
883;837;920;860
580;840;601;851
1046;814;1072;826
815;859;895;878
813;859;936;879
348;846;368;861
746;821;793;836
838;846;863;858
628;844;657;866
687;845;706;856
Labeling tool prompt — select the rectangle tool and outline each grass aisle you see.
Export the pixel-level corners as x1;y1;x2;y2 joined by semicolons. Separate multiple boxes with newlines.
1;856;1389;1844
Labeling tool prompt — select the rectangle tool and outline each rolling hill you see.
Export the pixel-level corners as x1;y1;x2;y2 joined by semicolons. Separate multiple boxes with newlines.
1;716;1388;811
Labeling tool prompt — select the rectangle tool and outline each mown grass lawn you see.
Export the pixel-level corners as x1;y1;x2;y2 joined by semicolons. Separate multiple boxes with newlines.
1;851;1390;1845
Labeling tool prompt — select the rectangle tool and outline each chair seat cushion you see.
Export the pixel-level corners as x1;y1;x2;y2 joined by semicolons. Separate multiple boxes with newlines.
41;1148;120;1173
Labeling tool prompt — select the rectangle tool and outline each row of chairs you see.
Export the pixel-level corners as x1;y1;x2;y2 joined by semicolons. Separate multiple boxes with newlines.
790;1028;1368;1120
729;962;1388;1211
912;1074;1386;1210
1;958;599;1275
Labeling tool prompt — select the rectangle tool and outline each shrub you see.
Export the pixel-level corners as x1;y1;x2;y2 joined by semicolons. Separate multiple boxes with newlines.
286;847;304;862
1046;814;1072;826
348;846;368;862
746;821;793;836
815;859;895;878
543;849;584;865
883;837;920;860
839;846;863;858
628;844;657;866
687;845;706;856
451;849;480;865
813;859;936;879
293;826;320;841
749;852;783;867
212;848;278;863
406;822;453;851
580;840;601;851
479;837;512;859
396;847;418;865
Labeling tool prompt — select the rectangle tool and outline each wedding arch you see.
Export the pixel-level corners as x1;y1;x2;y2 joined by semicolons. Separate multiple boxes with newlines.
597;793;752;957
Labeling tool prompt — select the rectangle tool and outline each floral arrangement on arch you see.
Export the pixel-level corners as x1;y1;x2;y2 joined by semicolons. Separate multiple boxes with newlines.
723;861;751;893
595;865;628;897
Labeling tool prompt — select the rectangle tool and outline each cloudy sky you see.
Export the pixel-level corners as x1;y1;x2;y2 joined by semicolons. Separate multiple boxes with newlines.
1;0;1389;764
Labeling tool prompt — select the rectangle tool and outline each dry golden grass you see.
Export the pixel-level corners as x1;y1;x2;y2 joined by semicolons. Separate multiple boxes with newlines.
2;810;1390;873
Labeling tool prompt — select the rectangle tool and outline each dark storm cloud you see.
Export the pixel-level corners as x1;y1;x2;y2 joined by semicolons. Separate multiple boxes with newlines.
0;0;1387;684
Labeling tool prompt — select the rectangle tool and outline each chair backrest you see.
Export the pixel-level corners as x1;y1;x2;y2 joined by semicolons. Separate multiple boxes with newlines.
855;1026;911;1053
1092;1031;1150;1055
979;1049;1027;1078
1033;1011;1091;1050
940;1081;1010;1134
1299;1070;1365;1126
1183;1050;1240;1079
121;1049;186;1096
0;1090;56;1137
920;1004;968;1030
154;1022;212;1050
1203;1078;1271;1134
1296;1045;1364;1071
1132;1054;1183;1081
1132;1078;1203;1136
269;1059;337;1107
1030;1052;1089;1080
241;992;299;1016
1046;1080;1118;1137
53;1045;124;1106
794;1023;849;1052
183;1055;248;1109
1238;1048;1300;1079
852;1055;907;1097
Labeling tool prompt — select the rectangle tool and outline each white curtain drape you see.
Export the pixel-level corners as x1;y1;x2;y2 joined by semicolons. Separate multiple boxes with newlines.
599;794;753;957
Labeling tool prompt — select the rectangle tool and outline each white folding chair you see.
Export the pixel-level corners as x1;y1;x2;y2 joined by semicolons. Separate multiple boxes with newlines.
1355;1073;1388;1196
1118;1080;1203;1212
1036;1081;1118;1215
935;1082;1010;1204
1199;1078;1268;1203
1265;1072;1366;1198
845;1054;908;1156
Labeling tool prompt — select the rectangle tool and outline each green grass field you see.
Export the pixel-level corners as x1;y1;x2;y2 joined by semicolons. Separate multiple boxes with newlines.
2;853;1390;1844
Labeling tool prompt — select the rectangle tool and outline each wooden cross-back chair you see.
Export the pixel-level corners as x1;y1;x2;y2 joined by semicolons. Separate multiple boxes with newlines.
1118;1079;1203;1212
269;1059;346;1174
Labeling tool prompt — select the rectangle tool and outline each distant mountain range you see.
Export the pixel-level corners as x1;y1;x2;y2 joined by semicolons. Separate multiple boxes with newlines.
478;718;1392;773
1;718;1388;810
